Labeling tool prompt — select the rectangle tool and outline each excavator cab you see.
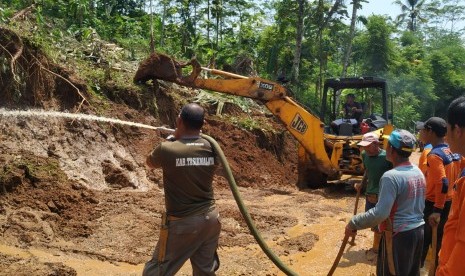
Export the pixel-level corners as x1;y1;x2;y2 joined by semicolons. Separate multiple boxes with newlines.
296;77;393;188
320;77;389;136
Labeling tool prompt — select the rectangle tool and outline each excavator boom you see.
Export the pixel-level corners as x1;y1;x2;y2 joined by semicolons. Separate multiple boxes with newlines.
193;70;287;102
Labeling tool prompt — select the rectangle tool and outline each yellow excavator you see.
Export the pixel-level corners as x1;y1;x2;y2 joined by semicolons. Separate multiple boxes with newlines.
134;53;393;188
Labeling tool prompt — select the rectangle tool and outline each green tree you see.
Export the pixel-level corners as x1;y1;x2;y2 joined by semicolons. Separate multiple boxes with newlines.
427;33;465;117
341;0;367;77
423;0;465;37
290;0;305;84
373;28;433;128
359;15;394;76
313;0;348;99
394;0;427;32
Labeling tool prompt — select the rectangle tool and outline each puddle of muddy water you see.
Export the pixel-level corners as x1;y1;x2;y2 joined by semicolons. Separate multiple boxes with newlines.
227;191;378;275
263;194;378;276
277;217;377;275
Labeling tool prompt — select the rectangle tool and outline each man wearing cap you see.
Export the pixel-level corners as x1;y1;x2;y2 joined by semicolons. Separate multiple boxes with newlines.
345;129;425;276
143;103;221;276
355;132;392;252
437;96;465;276
416;117;462;269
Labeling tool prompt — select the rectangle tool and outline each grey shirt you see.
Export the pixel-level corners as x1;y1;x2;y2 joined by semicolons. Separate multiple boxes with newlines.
349;163;426;232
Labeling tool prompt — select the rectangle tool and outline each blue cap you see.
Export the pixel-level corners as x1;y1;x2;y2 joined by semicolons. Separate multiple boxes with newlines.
387;129;416;152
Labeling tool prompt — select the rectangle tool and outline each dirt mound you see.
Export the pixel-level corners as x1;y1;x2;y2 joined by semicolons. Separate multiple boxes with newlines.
205;118;298;189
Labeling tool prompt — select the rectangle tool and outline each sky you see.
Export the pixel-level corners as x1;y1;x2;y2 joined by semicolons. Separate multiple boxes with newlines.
357;0;401;19
355;0;465;33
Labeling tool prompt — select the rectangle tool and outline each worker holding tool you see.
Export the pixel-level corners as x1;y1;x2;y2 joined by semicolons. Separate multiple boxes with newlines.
345;129;425;276
355;132;392;252
143;103;221;276
437;96;465;276
416;117;462;270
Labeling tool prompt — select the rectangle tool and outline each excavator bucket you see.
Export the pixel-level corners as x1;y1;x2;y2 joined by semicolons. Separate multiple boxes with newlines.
133;52;201;86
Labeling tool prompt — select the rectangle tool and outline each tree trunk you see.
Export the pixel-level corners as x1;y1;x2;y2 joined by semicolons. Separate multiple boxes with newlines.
150;0;155;53
316;0;324;101
194;1;197;36
215;0;220;50
220;0;223;45
291;0;304;84
322;0;344;29
342;0;359;77
88;0;95;14
238;1;243;46
316;0;344;100
160;0;167;47
207;0;211;48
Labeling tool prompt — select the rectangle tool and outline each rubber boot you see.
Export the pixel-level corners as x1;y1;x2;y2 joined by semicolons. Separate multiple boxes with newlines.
373;232;382;252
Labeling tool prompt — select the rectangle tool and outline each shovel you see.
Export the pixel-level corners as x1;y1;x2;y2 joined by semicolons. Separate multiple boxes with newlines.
327;174;367;275
328;234;350;276
428;223;438;276
350;173;367;245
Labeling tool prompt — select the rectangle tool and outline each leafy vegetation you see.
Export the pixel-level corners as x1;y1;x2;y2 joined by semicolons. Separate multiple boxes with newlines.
1;0;465;131
0;155;68;186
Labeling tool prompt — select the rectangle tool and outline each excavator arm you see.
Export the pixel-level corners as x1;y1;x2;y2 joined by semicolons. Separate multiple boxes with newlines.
134;54;339;183
263;97;338;179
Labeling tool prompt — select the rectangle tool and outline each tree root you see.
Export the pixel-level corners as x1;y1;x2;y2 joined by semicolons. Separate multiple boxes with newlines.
32;56;89;112
0;27;89;112
0;27;23;84
9;4;36;22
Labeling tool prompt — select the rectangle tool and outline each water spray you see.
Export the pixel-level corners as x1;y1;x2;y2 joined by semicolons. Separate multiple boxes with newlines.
0;109;174;133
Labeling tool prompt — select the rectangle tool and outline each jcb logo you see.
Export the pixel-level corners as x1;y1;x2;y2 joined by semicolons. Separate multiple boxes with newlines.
291;114;307;134
259;82;274;90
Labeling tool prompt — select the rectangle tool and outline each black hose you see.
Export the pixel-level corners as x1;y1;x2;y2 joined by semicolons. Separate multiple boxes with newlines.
201;134;298;276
